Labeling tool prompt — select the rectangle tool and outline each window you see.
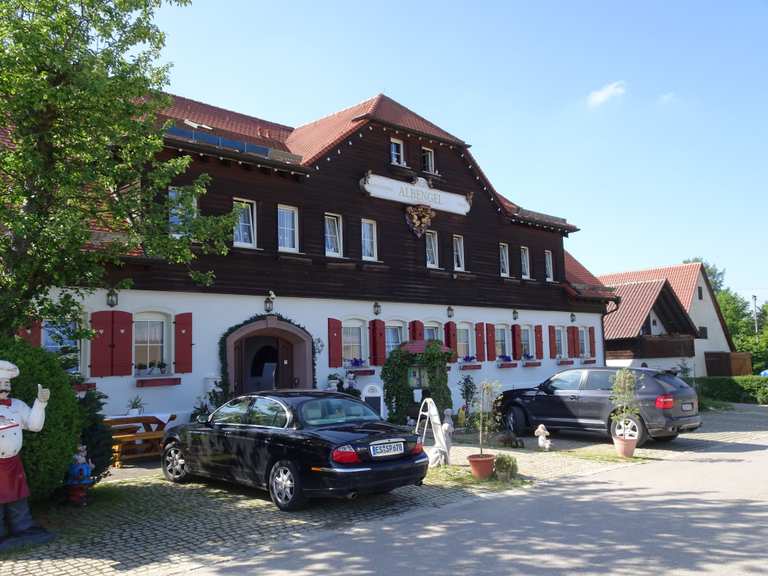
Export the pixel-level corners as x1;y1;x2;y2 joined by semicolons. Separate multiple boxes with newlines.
457;324;472;359
361;219;378;260
324;213;343;257
698;286;704;300
168;187;196;237
555;326;565;357
545;250;554;281
277;205;299;252
134;313;170;376
390;138;405;166
584;371;613;391
521;246;530;279
547;370;582;391
521;325;532;358
425;230;439;268
42;321;80;373
233;199;256;247
579;327;589;357
698;326;708;339
495;325;509;357
300;397;380;426
453;235;465;271
211;397;252;424
385;324;404;357
342;322;365;363
245;397;289;427
499;243;510;277
421;147;435;173
424;323;442;342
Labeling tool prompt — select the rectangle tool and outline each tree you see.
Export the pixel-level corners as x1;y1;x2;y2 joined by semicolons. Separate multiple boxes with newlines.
683;257;725;293
717;288;754;340
0;0;235;337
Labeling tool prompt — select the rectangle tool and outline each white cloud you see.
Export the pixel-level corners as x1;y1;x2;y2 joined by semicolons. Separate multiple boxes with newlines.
587;81;626;108
658;92;678;104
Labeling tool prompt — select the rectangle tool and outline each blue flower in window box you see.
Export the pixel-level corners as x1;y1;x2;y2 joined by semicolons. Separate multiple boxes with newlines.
523;353;534;361
461;355;476;363
498;354;512;362
350;358;366;368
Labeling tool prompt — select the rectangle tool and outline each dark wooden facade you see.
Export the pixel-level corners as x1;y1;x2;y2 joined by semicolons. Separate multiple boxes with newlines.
605;335;695;360
122;124;604;314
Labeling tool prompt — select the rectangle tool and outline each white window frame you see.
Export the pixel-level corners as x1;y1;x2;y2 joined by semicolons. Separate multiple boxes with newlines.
545;250;554;281
521;246;531;279
390;138;405;166
324;213;343;257
233;198;257;248
421;147;435;173
521;324;533;359
579;326;589;358
277;204;299;253
361;218;378;261
341;319;366;365
555;326;566;358
425;230;439;269
453;235;465;271
424;322;442;342
495;325;509;358
133;312;172;376
457;323;473;360
385;322;405;357
499;242;510;277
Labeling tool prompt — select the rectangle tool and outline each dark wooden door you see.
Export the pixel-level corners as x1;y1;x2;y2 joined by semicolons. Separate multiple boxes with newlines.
277;338;293;389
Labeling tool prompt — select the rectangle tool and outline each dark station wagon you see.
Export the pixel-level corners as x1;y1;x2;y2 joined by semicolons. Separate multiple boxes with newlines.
498;368;701;445
161;390;429;510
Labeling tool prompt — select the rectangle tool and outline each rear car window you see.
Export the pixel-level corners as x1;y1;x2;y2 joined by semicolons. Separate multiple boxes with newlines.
654;373;692;391
583;371;614;391
300;398;381;426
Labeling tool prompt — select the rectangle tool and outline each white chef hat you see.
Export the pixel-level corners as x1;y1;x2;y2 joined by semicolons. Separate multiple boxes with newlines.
0;361;20;381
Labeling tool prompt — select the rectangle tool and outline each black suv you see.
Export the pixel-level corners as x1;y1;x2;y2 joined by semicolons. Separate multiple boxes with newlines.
497;368;701;446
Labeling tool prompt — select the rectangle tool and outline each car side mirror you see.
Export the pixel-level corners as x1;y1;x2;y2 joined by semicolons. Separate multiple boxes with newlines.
539;382;553;394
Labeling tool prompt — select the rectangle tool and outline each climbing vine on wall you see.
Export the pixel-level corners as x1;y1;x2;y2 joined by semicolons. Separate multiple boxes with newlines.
381;341;452;424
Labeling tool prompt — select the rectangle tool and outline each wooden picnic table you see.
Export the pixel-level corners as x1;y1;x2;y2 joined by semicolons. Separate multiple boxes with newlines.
105;414;177;468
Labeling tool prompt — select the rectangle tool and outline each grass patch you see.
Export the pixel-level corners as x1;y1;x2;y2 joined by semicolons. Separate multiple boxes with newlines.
560;446;656;464
425;465;528;491
699;397;734;412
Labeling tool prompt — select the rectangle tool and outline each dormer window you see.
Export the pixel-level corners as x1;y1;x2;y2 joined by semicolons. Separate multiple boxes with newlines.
421;147;435;173
390;138;405;166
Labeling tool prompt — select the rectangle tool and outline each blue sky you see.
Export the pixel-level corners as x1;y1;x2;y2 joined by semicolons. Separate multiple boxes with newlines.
156;0;768;305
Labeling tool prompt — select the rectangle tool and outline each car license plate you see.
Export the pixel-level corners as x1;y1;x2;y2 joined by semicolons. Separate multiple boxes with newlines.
370;442;404;457
682;402;694;412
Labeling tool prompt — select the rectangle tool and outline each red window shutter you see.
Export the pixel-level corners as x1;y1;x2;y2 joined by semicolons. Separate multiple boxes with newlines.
512;324;522;360
534;325;544;360
548;326;557;359
17;321;42;347
444;321;457;362
474;322;486;362
328;318;342;368
485;323;496;362
589;327;596;358
174;313;193;374
90;311;113;377
574;327;581;357
369;319;386;366
111;311;133;376
409;320;424;341
567;326;580;358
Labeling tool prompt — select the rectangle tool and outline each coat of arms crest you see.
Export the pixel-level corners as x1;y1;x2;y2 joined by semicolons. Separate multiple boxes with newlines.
405;205;436;238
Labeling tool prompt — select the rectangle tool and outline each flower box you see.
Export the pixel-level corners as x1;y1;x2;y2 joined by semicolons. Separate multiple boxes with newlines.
582;358;597;365
557;360;574;366
72;382;96;393
136;377;181;388
347;368;375;376
522;361;541;368
496;362;518;368
459;363;482;371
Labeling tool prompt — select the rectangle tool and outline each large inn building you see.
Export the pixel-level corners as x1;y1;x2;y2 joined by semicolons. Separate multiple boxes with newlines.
19;94;616;419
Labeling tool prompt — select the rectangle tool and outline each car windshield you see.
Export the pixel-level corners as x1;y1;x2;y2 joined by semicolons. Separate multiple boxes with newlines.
299;397;381;426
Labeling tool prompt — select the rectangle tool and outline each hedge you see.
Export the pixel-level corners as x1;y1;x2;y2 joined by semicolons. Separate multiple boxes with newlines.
685;376;768;405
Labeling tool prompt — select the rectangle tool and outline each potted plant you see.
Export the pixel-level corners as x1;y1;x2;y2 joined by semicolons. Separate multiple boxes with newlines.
148;361;157;375
127;395;146;416
135;363;147;376
461;355;476;364
467;380;500;479
610;368;640;458
157;361;168;375
327;372;343;391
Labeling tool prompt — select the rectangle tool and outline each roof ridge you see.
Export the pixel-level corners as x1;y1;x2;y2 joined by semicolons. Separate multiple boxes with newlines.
598;261;702;279
165;93;295;132
603;278;668;287
290;94;380;132
357;93;464;143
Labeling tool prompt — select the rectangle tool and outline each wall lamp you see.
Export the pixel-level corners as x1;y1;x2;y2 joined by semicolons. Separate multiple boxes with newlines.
106;288;119;308
373;302;382;316
446;306;454;318
265;290;276;313
570;313;577;323
512;309;519;321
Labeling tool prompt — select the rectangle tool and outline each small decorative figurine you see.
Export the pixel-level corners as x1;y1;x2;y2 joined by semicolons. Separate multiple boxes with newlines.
65;445;94;507
442;408;454;466
0;360;54;550
534;424;552;451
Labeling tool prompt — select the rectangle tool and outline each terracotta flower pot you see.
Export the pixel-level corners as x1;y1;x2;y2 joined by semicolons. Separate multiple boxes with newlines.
612;436;638;458
467;454;496;479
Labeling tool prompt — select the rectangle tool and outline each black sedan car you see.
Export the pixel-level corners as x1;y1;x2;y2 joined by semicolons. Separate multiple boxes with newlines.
498;368;701;446
161;390;429;510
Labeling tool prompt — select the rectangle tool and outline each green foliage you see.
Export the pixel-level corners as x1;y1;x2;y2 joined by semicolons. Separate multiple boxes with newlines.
458;374;476;411
610;368;640;424
493;454;518;482
0;337;80;500
77;390;113;484
0;0;237;335
685;376;768;405
381;341;452;424
471;380;501;454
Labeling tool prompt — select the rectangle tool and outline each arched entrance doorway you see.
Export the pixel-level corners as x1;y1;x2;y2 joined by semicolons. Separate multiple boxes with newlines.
225;316;313;394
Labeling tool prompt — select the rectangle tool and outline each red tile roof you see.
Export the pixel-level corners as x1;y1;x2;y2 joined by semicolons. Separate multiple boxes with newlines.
564;251;616;300
603;280;667;339
598;262;703;312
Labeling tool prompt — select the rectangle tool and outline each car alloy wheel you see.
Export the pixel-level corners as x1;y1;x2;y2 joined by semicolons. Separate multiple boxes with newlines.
613;418;639;440
271;465;295;505
163;443;189;483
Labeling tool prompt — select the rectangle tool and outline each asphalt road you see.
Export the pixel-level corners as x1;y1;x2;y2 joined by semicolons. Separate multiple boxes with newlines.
186;436;768;576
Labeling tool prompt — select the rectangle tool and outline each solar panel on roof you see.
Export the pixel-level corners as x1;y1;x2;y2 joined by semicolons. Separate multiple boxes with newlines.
164;125;271;158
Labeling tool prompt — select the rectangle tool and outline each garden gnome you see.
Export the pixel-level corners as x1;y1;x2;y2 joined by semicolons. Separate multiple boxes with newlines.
0;360;51;544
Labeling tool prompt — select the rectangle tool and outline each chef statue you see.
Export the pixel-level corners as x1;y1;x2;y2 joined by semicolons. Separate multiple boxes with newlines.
0;360;52;547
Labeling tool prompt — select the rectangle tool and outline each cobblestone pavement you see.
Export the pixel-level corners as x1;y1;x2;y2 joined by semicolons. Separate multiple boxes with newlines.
2;404;766;576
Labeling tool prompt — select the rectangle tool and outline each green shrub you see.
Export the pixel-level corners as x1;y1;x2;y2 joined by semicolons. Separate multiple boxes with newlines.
685;376;768;405
77;389;113;484
0;337;81;500
494;454;518;482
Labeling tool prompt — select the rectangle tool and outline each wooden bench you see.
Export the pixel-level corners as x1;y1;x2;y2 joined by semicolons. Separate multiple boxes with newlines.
105;415;176;468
